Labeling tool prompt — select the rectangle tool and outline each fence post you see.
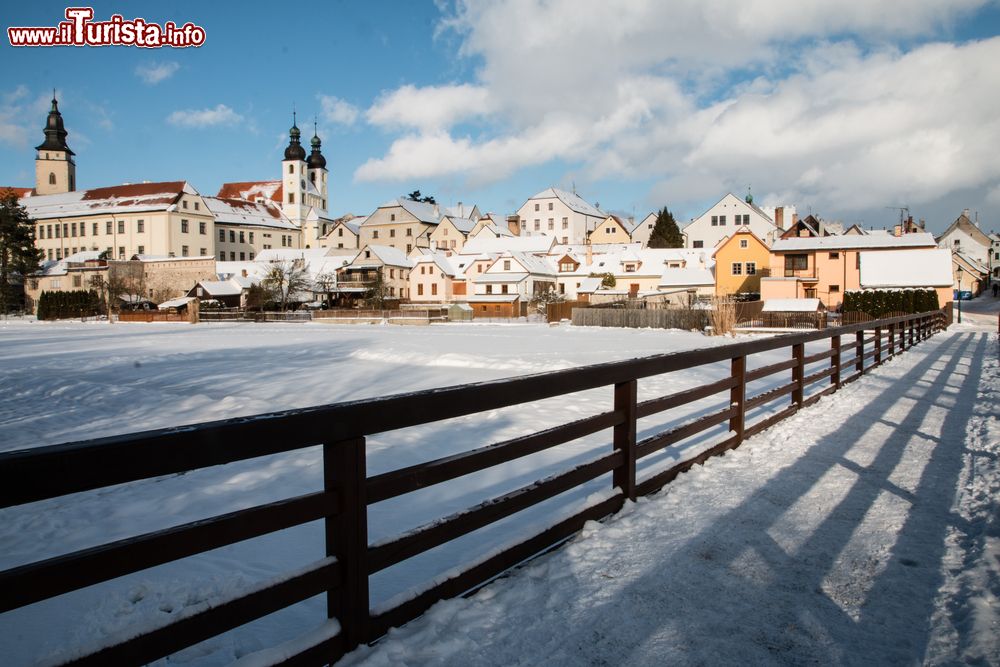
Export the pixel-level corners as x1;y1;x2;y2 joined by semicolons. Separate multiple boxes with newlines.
874;326;882;366
325;437;369;653
909;318;915;347
730;356;746;444
856;330;864;375
831;335;841;389
613;379;637;502
888;323;895;359
792;343;805;407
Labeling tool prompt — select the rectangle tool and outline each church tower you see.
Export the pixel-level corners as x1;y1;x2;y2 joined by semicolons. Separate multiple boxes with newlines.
281;112;308;225
35;93;76;195
306;121;328;215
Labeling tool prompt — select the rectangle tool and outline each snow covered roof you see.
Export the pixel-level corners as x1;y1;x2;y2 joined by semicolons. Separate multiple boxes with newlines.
509;251;557;276
657;267;715;288
216;180;282;203
859;249;952;288
375;198;441;224
203;196;297;230
466;294;520;303
527;188;606;218
413;252;458;277
762;298;822;312
195;280;243;296
444;216;477;234
576;277;604;294
21;181;197;220
473;272;529;284
158;296;196;310
476;221;514;238
366;244;415;268
771;233;936;252
461;234;556;255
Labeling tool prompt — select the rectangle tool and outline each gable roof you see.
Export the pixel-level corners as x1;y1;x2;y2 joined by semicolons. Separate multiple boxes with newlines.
461;234;557;255
685;193;775;231
711;228;769;257
527;188;606;218
203;196;297;230
21;181;197;220
859;249;952;288
771;232;937;252
2;186;33;198
374;198;441;224
936;213;992;247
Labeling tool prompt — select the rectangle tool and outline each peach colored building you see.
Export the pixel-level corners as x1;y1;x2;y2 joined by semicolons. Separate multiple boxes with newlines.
761;232;938;309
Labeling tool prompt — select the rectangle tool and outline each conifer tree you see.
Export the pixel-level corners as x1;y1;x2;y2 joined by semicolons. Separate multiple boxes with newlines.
647;207;684;248
0;189;43;313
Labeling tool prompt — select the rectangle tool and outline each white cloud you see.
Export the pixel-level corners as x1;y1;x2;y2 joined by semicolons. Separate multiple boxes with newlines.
318;95;360;126
167;104;243;128
356;0;998;220
135;61;180;85
366;83;490;131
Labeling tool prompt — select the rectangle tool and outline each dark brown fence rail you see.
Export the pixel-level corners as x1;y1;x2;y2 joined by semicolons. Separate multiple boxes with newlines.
0;309;947;665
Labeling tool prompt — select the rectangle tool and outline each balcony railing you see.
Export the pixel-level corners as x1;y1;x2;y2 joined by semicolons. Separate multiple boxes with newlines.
784;268;817;279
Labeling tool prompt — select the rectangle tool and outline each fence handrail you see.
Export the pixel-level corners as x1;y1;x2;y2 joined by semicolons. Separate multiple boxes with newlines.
0;308;946;665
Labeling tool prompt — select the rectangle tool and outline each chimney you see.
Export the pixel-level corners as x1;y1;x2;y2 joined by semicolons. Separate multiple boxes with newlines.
507;215;521;236
241;269;248;277
457;201;463;217
775;206;784;230
791;212;798;227
962;208;970;220
586;241;593;267
893;225;902;237
433;204;440;218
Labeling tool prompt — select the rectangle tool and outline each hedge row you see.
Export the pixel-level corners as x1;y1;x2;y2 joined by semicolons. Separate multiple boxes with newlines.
841;289;939;318
37;289;102;320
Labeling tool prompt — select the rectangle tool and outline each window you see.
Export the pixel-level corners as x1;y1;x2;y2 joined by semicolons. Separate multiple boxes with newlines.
739;239;748;248
785;254;808;271
239;252;245;260
692;240;704;248
48;224;54;238
182;200;188;209
417;284;424;296
534;221;540;231
288;164;294;174
118;246;125;259
80;223;85;237
746;262;756;275
953;239;960;246
711;215;718;226
406;227;412;237
182;245;189;257
195;202;200;211
501;284;509;294
373;230;379;239
503;260;511;271
740;214;750;225
390;213;396;221
390;229;396;238
288;193;295;204
534;203;540;211
219;251;225;260
71;222;77;237
719;215;726;226
732;262;743;276
92;223;98;236
407;244;413;253
548;202;553;211
249;232;254;243
230;252;236;260
829;252;839;260
431;284;437;296
200;248;207;256
562;217;568;229
229;230;236;243
560;261;575;272
199;222;207;235
830;284;840;293
138;245;145;254
249;252;255;260
73;275;82;287
239;231;245;244
389;269;395;279
486;285;493;294
219;229;225;242
118;220;124;234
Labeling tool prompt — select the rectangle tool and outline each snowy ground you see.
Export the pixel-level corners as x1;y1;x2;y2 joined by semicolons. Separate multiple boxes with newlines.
1;315;995;665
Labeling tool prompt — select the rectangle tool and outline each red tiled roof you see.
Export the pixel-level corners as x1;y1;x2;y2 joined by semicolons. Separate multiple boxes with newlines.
81;181;186;201
215;197;281;219
1;187;33;197
216;180;283;202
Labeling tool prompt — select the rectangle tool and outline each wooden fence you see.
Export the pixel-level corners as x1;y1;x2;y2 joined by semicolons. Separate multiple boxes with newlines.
572;306;709;330
736;311;826;330
546;300;587;322
0;310;946;666
117;311;190;323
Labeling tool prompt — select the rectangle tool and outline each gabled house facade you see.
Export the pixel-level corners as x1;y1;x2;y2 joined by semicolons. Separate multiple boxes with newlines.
682;193;778;250
713;228;771;298
936;210;992;269
515;188;606;245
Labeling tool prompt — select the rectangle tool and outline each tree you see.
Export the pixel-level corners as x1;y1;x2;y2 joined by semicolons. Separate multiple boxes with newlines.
600;272;616;289
262;260;311;311
533;287;565;315
647;206;684;248
0;189;43;313
313;271;337;308
405;190;437;205
365;269;389;309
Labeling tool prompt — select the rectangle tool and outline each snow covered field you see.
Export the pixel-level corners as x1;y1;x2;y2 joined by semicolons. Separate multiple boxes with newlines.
1;318;995;665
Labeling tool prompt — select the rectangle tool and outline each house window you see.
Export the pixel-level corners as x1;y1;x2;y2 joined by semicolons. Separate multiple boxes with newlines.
719;215;726;226
732;262;743;276
249;232;254;243
953;239;960;246
219;251;225;260
118;221;125;234
390;229;396;238
692;240;704;248
804;288;817;298
829;252;839;260
182;245;189;257
199;222;207;235
534;203;540;211
406;228;412;236
249;252;255;260
288;164;294;174
486;285;493;294
79;223;85;237
239;252;245;260
548;202;553;210
830;284;840;293
288;193;295;204
390;213;396;221
219;229;225;242
417;284;424;296
389;269;395;279
373;230;379;239
503;260;511;271
746;262;756;275
229;230;236;243
739;239;748;248
534;221;540;231
562;218;568;228
200;248;207;256
443;227;448;236
180;220;188;233
740;214;750;225
71;222;77;237
785;254;808;271
137;245;145;255
118;246;125;259
606;228;613;234
560;261;575;272
711;215;718;226
49;172;56;185
338;228;344;237
182;200;188;209
238;231;245;243
431;283;438;296
501;284;508;294
195;202;200;211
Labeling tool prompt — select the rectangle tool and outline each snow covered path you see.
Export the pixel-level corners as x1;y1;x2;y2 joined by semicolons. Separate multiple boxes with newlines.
341;329;1000;667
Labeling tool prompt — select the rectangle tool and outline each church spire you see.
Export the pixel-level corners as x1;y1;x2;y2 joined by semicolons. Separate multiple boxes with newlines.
284;109;306;161
307;117;326;169
36;91;74;156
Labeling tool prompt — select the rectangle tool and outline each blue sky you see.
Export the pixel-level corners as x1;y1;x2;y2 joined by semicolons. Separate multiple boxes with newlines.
2;1;999;233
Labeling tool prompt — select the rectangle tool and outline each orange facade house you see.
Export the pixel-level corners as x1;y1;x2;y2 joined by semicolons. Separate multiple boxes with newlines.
712;228;770;298
761;232;938;309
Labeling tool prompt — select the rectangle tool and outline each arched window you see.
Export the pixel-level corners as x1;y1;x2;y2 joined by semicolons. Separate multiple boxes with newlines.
288;164;294;174
310;172;315;183
49;173;56;185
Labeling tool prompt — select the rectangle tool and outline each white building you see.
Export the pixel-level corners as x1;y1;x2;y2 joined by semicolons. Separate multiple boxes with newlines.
936;210;992;270
682;193;779;250
515;188;606;245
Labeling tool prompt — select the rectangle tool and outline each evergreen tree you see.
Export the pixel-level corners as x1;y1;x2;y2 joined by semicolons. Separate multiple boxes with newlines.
647;206;684;248
0;189;43;313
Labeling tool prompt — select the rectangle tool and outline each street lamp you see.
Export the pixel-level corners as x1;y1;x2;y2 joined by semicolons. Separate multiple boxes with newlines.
957;274;962;324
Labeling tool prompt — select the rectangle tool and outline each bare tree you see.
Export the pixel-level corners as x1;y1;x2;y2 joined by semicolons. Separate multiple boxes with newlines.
313;271;337;308
262;261;311;311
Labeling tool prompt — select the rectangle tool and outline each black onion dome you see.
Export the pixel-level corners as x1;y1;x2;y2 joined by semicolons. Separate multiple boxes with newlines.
307;131;326;169
284;119;306;161
36;95;74;155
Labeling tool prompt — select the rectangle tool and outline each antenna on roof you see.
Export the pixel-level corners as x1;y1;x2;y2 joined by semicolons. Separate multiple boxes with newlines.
572;181;576;195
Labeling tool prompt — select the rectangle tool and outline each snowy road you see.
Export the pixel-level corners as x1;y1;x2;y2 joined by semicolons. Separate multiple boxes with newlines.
340;328;1000;667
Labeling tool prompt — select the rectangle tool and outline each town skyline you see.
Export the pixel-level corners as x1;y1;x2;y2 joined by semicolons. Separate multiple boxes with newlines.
2;1;1000;233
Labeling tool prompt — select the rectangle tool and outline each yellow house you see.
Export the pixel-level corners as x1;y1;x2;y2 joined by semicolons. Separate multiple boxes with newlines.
588;215;634;245
713;228;770;297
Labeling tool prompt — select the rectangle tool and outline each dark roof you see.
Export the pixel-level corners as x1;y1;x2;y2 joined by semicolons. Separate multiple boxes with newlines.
35;97;74;156
81;181;186;201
